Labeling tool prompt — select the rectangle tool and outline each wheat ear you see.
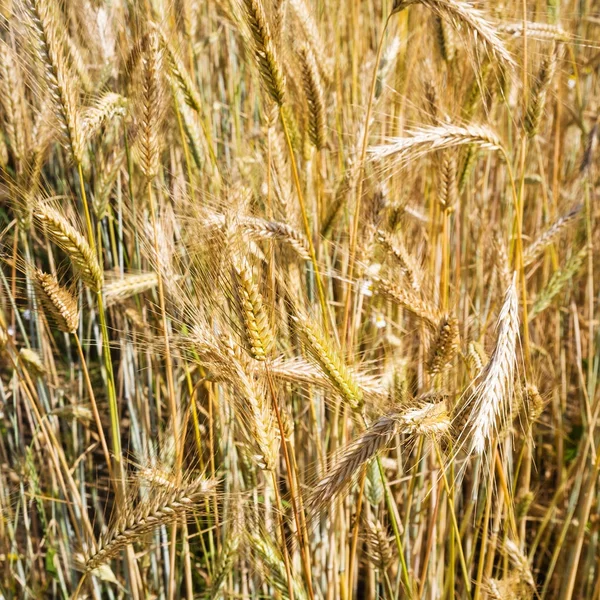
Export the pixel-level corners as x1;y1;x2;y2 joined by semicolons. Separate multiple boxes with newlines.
522;205;582;267
463;277;519;456
33;204;103;291
33;269;79;333
392;0;515;68
369;123;503;167
240;0;286;106
525;45;560;137
23;0;83;163
292;314;364;411
529;249;587;320
103;271;159;306
231;255;274;361
299;45;326;150
85;475;216;572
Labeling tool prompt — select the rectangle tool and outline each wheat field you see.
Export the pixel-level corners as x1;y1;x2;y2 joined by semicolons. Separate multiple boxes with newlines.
0;0;598;598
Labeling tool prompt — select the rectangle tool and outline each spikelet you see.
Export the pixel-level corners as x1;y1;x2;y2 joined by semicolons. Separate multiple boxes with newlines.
466;341;487;377
463;278;519;456
84;474;216;572
23;0;83;163
499;22;569;42
299;45;326;150
365;458;384;506
369;123;503;168
137;31;164;180
525;45;560;137
427;315;459;374
493;231;512;291
231;255;274;361
523;383;544;422
292;314;364;410
392;0;515;68
158;28;203;114
33;204;103;291
434;15;455;62
523;205;582;267
240;0;286;106
503;539;535;589
529;248;587;320
93;149;126;219
104;271;159;306
33;269;79;333
439;153;457;211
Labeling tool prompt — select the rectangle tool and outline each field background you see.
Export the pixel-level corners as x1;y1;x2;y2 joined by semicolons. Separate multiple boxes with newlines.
0;0;599;598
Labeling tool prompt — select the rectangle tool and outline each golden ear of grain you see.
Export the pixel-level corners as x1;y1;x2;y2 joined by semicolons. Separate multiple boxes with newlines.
33;204;103;291
292;314;364;411
240;0;286;105
104;271;159;306
23;0;84;164
364;517;393;570
376;230;422;292
231;255;274;361
137;30;165;180
84;475;216;572
81;92;128;145
299;45;326;150
427;315;459;375
33;269;79;333
522;205;582;267
529;248;587;320
525;45;560;137
373;276;440;329
19;348;46;376
0;41;27;162
462;278;519;456
392;0;515;68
